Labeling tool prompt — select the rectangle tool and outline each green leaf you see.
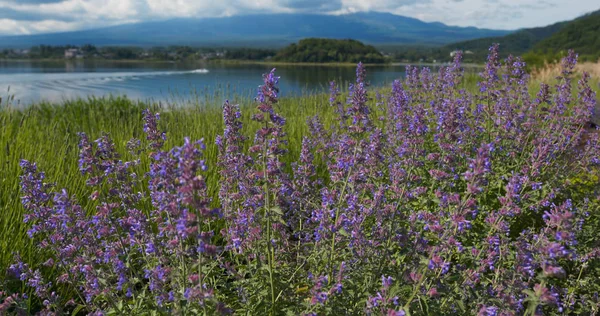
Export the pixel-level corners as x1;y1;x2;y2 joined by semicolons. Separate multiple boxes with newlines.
278;217;288;226
271;206;284;216
338;228;350;237
457;299;465;311
71;304;86;316
420;296;430;314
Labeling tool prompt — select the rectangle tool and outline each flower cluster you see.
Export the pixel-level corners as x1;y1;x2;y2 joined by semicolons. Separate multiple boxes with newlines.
5;46;600;315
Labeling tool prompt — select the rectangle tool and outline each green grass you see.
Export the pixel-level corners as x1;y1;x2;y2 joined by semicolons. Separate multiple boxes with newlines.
0;72;598;277
0;94;340;272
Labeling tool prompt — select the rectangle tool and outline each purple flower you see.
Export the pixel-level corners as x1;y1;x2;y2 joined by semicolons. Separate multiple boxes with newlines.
142;109;166;150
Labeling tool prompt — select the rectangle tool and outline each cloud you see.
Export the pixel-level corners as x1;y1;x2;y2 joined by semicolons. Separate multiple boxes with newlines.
0;0;139;21
0;7;61;21
0;18;80;35
388;0;598;30
0;0;596;35
335;0;429;13
15;0;64;3
279;0;343;11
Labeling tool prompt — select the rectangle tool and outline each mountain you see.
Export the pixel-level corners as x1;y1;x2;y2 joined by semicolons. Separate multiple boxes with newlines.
0;12;511;48
440;8;600;62
531;10;600;61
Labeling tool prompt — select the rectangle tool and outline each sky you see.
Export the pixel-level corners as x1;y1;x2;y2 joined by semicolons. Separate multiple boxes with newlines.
0;0;597;35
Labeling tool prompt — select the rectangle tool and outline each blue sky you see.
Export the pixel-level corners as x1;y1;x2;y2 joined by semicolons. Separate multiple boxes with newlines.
0;0;597;35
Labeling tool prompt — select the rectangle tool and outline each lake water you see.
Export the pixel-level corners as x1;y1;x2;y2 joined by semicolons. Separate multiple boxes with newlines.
0;60;453;106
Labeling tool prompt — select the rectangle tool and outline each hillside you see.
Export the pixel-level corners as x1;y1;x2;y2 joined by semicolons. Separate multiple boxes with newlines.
439;20;568;62
273;38;385;63
438;8;600;63
531;10;600;62
0;12;510;48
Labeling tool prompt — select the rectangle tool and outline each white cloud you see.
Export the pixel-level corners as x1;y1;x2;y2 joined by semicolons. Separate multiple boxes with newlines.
336;0;428;13
0;19;31;34
389;0;599;30
0;0;597;35
0;0;140;26
0;18;84;35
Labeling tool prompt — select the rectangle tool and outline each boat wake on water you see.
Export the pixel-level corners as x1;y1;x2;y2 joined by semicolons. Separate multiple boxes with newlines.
0;69;211;85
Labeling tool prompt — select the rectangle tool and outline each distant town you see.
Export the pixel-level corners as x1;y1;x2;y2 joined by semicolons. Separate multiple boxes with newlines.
0;44;274;62
0;43;470;64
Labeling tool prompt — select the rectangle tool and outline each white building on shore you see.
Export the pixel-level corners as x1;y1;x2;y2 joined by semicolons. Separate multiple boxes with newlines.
64;48;83;59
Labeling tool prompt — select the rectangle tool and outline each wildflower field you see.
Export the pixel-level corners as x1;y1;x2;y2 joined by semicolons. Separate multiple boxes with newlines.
1;45;600;315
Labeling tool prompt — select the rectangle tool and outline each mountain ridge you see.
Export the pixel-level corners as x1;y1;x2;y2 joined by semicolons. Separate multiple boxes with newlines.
0;12;511;48
531;9;600;61
439;8;600;61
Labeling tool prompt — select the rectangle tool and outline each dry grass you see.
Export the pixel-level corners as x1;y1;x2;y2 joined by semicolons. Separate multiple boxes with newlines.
531;61;600;82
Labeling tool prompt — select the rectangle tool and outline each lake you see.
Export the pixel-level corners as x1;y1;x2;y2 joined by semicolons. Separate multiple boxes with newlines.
0;60;458;106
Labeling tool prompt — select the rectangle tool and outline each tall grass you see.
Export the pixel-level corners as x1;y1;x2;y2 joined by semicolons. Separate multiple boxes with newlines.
0;94;340;272
531;61;600;85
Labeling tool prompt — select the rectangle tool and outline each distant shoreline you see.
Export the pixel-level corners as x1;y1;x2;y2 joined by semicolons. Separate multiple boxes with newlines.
208;59;483;67
209;59;388;67
0;58;388;67
0;58;184;64
390;62;483;68
0;58;484;68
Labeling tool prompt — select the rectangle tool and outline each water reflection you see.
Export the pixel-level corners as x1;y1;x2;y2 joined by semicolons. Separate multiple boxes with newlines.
0;60;470;106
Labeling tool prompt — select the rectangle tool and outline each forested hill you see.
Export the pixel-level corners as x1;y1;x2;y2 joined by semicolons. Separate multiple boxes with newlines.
272;39;386;64
530;9;600;61
439;8;600;63
440;20;568;61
